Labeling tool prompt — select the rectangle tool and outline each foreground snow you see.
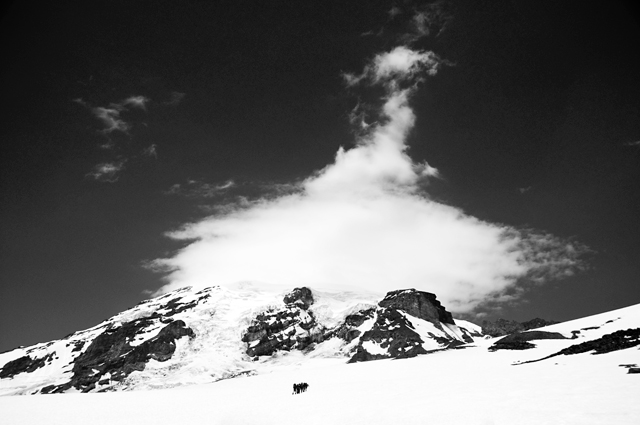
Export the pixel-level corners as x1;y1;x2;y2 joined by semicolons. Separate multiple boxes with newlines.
1;341;638;425
2;302;639;425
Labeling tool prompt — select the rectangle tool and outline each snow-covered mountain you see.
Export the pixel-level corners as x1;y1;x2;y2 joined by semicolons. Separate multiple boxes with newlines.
0;284;481;395
1;285;639;424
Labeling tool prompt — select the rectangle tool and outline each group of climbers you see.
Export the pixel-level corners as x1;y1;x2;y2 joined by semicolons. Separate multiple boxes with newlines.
292;382;309;394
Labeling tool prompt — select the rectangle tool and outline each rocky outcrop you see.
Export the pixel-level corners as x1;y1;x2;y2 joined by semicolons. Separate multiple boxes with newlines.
243;287;325;357
327;308;375;343
348;308;428;363
0;352;55;379
41;319;194;393
283;287;314;309
554;328;640;356
519;328;640;364
489;331;567;351
2;285;484;394
378;289;454;326
348;289;467;363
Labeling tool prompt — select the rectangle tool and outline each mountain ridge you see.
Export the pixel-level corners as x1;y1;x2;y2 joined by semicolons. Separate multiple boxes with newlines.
0;285;481;395
2;284;639;398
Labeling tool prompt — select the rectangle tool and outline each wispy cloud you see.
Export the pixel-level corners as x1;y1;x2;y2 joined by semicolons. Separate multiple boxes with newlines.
76;92;180;181
150;4;587;314
86;160;126;182
165;179;301;204
405;0;452;40
122;95;150;110
76;96;149;136
624;140;640;147
164;91;186;106
142;144;158;158
92;106;130;135
166;179;236;197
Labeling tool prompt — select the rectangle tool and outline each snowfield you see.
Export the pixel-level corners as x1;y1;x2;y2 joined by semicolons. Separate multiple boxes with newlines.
0;337;638;425
1;287;639;424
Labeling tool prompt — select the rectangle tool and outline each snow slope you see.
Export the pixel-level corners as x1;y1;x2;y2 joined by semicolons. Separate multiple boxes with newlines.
1;321;638;424
0;284;478;395
0;291;638;424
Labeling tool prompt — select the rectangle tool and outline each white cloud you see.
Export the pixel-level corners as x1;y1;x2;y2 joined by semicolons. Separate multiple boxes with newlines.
344;47;440;89
86;160;126;182
78;95;151;135
374;46;440;82
123;95;150;110
151;40;586;313
92;107;130;135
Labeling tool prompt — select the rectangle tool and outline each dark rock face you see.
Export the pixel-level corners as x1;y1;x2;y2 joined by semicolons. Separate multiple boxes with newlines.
161;293;210;316
242;295;325;357
489;331;567;351
520;328;640;365
327;308;375;343
283;287;314;310
457;327;479;343
244;288;465;363
348;308;428;363
346;290;469;363
41;319;194;393
378;289;454;326
242;287;325;357
555;328;640;356
0;352;55;379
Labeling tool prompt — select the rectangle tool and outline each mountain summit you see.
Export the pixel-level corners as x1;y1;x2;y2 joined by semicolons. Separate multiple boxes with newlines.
0;285;480;395
2;286;639;425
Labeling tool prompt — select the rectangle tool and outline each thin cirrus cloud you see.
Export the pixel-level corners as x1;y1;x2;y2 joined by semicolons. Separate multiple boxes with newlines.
86;160;126;183
74;96;149;136
164;91;186;106
142;143;158;158
150;5;587;314
76;94;162;182
122;95;150;110
92;106;130;135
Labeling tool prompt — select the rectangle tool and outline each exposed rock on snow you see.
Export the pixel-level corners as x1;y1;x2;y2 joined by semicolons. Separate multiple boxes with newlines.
348;289;471;363
0;352;55;379
242;287;326;357
519;328;640;364
488;331;567;351
0;285;482;394
325;308;376;343
242;288;473;363
283;287;314;310
378;289;454;325
41;319;195;393
349;308;429;362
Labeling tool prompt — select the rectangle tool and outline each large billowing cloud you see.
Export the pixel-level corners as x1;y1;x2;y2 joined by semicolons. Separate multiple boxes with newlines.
151;26;586;313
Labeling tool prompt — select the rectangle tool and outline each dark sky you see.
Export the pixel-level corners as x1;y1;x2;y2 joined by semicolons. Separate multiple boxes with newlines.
1;0;639;352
